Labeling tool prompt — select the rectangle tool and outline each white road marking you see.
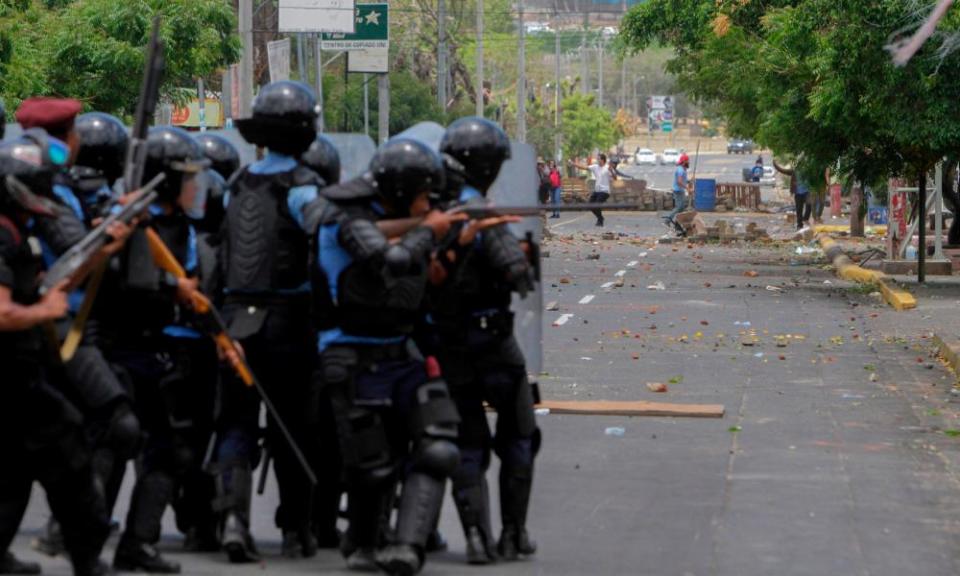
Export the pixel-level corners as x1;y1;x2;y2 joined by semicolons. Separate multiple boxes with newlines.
601;281;615;289
553;313;574;326
578;294;595;304
626;260;638;268
614;270;627;277
548;214;587;229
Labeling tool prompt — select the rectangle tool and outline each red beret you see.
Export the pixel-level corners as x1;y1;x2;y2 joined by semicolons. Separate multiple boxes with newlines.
15;97;82;132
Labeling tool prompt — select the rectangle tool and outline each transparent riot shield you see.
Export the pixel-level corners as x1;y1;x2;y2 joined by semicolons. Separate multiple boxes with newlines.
203;129;376;181
325;133;377;181
488;142;543;378
394;121;446;151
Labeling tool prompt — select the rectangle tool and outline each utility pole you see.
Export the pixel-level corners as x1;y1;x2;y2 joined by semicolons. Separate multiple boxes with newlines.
580;1;588;95
517;0;526;142
554;0;561;160
238;0;254;118
197;77;206;132
620;0;627;110
597;39;604;108
378;74;390;144
297;34;306;82
315;36;324;132
438;0;448;110
363;73;370;137
476;0;484;117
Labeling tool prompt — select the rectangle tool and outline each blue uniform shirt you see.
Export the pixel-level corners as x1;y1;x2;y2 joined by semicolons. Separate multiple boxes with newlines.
315;199;404;353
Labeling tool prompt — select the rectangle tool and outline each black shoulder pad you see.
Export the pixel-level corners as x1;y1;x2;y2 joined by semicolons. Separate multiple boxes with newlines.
339;216;389;263
292;165;326;189
321;174;377;202
225;165;247;193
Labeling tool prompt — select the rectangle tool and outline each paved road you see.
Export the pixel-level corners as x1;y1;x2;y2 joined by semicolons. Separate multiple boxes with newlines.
620;152;776;192
12;212;960;575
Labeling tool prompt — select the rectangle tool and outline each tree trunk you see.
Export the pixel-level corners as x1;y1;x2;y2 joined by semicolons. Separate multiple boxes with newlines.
850;180;864;237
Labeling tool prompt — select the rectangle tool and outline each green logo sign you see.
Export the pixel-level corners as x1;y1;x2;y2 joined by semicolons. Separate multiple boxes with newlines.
323;4;388;48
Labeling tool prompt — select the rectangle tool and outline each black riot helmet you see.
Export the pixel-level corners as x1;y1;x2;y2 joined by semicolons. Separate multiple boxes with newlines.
301;134;341;186
194;133;240;180
369;138;445;216
144;126;211;215
436;152;466;206
0;130;67;216
74;112;129;184
439;116;511;193
235;81;319;156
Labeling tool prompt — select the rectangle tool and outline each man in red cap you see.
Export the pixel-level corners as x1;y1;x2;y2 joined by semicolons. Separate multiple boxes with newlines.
15;97;82;156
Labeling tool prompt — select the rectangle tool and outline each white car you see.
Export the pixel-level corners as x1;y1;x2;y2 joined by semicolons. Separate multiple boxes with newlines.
661;148;680;165
635;148;657;165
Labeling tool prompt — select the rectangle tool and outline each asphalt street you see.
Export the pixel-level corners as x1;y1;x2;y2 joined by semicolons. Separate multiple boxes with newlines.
12;211;960;575
620;151;770;191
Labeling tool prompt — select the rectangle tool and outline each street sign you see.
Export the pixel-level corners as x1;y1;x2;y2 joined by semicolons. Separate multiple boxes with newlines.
279;0;355;33
267;38;291;82
348;48;388;73
172;99;224;128
321;4;388;50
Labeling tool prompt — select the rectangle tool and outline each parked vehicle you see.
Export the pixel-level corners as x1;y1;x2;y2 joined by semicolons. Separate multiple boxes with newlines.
635;148;658;165
727;138;754;154
661;148;680;165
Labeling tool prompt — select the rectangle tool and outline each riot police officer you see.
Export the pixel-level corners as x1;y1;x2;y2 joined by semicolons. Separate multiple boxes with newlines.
14;102;140;563
301;132;345;549
193;133;240;236
301;133;341;187
100;126;211;573
0;136;112;576
432;117;540;563
313;139;462;575
214;80;326;562
71;112;128;220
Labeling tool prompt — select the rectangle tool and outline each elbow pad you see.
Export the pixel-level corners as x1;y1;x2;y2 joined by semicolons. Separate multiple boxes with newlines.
483;225;534;297
385;226;434;276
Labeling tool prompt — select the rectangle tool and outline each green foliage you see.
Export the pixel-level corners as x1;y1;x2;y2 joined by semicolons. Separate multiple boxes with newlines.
561;93;617;159
620;0;960;187
322;70;444;141
0;0;239;117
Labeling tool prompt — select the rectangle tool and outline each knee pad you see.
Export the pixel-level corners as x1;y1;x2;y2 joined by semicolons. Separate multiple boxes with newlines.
413;439;460;477
343;408;393;486
108;404;142;460
410;380;460;441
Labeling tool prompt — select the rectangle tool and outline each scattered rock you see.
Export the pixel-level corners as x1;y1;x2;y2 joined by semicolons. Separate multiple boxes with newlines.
646;382;668;393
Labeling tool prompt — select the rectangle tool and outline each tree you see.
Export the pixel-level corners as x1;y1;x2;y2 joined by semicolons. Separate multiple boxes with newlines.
561;93;617;159
0;0;240;117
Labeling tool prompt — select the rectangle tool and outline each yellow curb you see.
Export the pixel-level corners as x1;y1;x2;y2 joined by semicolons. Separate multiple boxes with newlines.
933;334;960;374
816;234;915;311
814;224;887;235
878;279;917;311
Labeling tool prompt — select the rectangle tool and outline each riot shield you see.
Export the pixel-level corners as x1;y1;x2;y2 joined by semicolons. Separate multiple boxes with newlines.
394;121;446;151
200;129;376;182
488;142;543;378
325;133;376;181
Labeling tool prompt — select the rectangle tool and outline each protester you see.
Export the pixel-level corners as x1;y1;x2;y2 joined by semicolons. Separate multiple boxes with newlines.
569;154;615;227
548;161;562;218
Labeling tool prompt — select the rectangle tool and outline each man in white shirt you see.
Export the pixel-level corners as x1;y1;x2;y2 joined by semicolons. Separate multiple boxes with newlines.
569;153;615;227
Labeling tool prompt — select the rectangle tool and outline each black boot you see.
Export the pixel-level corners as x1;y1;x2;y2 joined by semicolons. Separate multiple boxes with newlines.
375;543;422;576
281;527;317;559
31;517;64;557
497;464;537;560
183;526;220;553
113;540;181;573
215;465;259;563
221;512;259;563
452;480;495;564
424;529;447;553
0;552;41;575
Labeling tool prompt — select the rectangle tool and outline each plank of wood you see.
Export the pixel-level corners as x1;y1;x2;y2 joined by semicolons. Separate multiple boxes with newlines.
535;399;725;418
